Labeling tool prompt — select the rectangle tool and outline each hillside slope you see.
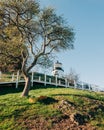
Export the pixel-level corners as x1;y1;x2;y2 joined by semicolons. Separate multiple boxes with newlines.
0;87;104;130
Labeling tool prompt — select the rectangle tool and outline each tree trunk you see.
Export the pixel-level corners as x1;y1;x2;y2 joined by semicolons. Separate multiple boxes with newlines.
21;74;31;97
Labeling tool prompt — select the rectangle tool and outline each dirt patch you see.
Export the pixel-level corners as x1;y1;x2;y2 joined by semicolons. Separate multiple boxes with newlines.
22;99;97;130
23;115;96;130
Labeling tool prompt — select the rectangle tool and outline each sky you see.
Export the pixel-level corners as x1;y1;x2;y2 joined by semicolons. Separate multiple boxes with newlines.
39;0;104;88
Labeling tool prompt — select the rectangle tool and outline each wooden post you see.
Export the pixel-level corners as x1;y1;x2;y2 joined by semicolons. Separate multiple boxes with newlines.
74;80;77;89
0;71;2;79
59;80;61;85
16;71;19;88
31;72;34;87
68;82;70;87
49;78;51;83
44;74;46;86
89;84;91;91
82;82;84;90
65;78;68;87
39;76;41;81
56;75;58;86
12;73;14;81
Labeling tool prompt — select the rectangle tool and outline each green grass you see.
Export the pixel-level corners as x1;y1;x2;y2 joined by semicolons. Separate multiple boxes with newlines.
0;87;104;129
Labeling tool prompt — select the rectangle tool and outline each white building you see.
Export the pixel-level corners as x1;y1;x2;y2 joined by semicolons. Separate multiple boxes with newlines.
52;61;64;77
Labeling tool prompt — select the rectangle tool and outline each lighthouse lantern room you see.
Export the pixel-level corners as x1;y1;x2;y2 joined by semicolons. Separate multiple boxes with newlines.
52;61;64;77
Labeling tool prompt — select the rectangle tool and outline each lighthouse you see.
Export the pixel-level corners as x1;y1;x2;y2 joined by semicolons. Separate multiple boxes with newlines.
52;61;64;77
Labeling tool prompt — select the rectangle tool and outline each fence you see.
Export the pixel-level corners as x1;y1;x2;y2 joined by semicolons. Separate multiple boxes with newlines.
0;71;99;92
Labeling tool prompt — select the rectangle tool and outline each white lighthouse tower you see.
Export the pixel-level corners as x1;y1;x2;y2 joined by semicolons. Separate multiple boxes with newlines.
52;61;64;77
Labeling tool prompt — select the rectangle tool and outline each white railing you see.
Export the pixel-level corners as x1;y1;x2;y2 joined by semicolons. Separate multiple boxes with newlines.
0;71;100;92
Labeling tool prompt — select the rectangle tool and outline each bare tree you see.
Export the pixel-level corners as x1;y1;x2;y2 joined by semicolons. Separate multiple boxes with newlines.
65;68;79;85
0;0;75;96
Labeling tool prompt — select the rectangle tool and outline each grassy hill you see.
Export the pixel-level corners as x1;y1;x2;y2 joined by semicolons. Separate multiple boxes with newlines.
0;87;104;130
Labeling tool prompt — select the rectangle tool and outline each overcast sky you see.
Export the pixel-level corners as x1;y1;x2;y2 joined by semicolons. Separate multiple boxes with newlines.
39;0;104;88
